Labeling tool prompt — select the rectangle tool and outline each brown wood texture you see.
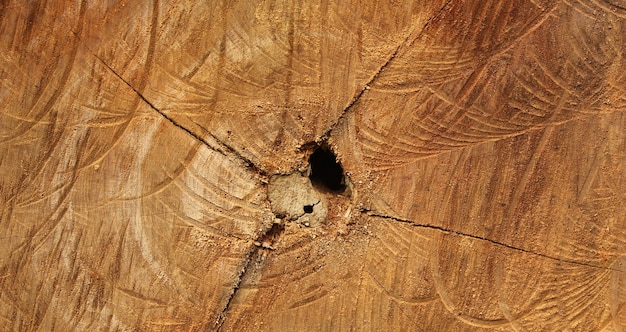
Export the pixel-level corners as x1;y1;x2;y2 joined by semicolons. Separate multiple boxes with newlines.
1;0;626;331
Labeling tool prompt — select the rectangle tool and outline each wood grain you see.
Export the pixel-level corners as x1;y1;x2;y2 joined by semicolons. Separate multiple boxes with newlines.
1;0;625;330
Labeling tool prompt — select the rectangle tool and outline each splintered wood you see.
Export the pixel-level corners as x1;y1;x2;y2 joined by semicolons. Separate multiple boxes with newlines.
1;1;625;331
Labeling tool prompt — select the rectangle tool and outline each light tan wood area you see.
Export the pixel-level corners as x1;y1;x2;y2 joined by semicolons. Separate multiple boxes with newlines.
1;1;625;330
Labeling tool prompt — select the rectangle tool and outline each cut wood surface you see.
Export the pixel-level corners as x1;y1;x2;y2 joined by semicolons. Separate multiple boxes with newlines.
1;0;626;331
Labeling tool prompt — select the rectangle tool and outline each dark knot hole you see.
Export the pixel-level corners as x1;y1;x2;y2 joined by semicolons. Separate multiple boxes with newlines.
308;146;346;193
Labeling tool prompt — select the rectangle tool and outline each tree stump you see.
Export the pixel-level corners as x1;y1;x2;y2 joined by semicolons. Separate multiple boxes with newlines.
1;1;625;330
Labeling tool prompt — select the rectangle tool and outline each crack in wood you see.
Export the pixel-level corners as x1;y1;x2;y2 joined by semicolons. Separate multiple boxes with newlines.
214;222;285;331
320;38;401;141
322;0;453;141
213;250;252;331
96;55;266;177
66;25;267;178
363;209;625;273
187;118;268;177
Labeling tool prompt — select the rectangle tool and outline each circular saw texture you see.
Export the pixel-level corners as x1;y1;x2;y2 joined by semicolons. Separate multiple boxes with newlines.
1;0;625;331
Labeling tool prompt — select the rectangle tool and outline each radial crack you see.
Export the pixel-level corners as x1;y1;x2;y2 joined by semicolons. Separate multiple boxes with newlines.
91;51;266;177
214;222;284;331
321;38;403;140
189;118;266;176
213;250;254;331
364;210;625;273
65;23;266;177
322;0;453;140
